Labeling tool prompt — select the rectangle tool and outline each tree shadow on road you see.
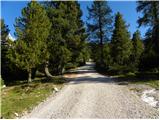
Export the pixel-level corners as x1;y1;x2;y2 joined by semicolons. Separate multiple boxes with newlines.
65;68;159;86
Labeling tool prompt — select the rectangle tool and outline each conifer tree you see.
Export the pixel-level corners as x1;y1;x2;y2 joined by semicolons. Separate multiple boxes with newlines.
8;1;51;82
137;1;159;70
43;1;72;75
87;1;112;66
111;12;132;66
1;19;11;81
1;19;9;41
74;1;89;65
131;30;144;70
61;1;83;66
43;1;88;75
103;43;111;69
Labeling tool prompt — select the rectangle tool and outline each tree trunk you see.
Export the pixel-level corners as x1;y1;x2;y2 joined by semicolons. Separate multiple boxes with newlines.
44;61;53;78
61;67;65;75
98;4;104;65
28;69;32;82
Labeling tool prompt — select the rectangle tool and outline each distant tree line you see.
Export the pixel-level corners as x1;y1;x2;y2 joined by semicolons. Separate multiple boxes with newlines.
88;1;159;74
1;1;90;84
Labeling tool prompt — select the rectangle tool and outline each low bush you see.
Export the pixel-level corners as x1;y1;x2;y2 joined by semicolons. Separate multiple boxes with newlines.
135;72;159;79
1;66;37;86
1;76;4;86
65;63;77;70
107;64;135;75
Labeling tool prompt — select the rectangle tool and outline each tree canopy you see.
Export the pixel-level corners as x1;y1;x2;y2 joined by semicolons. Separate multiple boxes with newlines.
1;1;159;84
87;1;112;66
137;1;159;71
8;1;51;82
110;12;132;66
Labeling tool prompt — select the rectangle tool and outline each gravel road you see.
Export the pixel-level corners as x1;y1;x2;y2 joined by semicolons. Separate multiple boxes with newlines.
22;62;159;119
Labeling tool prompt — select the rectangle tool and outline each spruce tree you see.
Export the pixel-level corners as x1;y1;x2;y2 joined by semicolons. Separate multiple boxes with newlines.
87;1;112;66
111;12;132;67
8;1;51;82
103;43;111;69
131;30;144;70
1;19;11;81
1;19;10;41
137;1;159;71
74;1;89;65
43;1;88;75
62;1;83;66
43;1;72;75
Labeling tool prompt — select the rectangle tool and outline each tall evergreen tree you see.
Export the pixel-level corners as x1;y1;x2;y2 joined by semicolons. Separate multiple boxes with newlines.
1;19;11;81
43;1;72;75
87;1;112;66
111;12;132;66
62;1;85;66
131;30;144;70
8;1;51;82
74;1;89;65
1;19;10;41
43;1;88;75
137;1;159;70
102;43;111;69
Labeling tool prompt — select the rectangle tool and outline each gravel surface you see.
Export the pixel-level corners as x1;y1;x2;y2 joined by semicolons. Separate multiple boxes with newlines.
22;62;159;119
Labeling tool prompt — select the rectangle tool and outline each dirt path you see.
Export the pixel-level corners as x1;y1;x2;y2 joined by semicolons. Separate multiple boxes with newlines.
22;62;159;119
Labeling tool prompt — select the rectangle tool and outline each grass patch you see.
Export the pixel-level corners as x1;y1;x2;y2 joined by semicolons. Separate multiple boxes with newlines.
96;67;159;89
113;72;159;89
131;80;159;89
1;77;65;119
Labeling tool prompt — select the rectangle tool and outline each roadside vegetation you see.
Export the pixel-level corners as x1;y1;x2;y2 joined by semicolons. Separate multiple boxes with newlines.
1;1;89;119
114;72;159;89
1;76;65;119
1;1;90;85
88;1;159;88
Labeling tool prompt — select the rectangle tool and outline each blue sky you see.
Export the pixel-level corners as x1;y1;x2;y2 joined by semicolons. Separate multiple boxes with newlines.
1;1;147;39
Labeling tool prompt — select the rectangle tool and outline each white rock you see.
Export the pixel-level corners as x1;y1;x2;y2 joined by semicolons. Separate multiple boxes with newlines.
2;85;6;88
54;87;59;92
141;89;158;107
14;112;19;117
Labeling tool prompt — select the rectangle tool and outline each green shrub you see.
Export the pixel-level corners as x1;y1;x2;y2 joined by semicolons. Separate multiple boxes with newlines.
65;63;77;70
135;72;159;79
107;64;135;75
1;76;4;86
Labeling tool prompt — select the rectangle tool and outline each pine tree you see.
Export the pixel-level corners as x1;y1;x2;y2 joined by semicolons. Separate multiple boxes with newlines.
1;19;10;41
111;12;132;67
43;1;72;75
87;1;112;66
74;1;89;65
131;30;144;70
137;1;159;71
103;43;111;69
1;19;11;82
62;1;84;66
43;1;88;75
8;1;51;82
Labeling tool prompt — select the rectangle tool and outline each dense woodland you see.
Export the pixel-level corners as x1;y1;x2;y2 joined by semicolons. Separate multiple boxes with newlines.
88;1;159;74
1;1;159;85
